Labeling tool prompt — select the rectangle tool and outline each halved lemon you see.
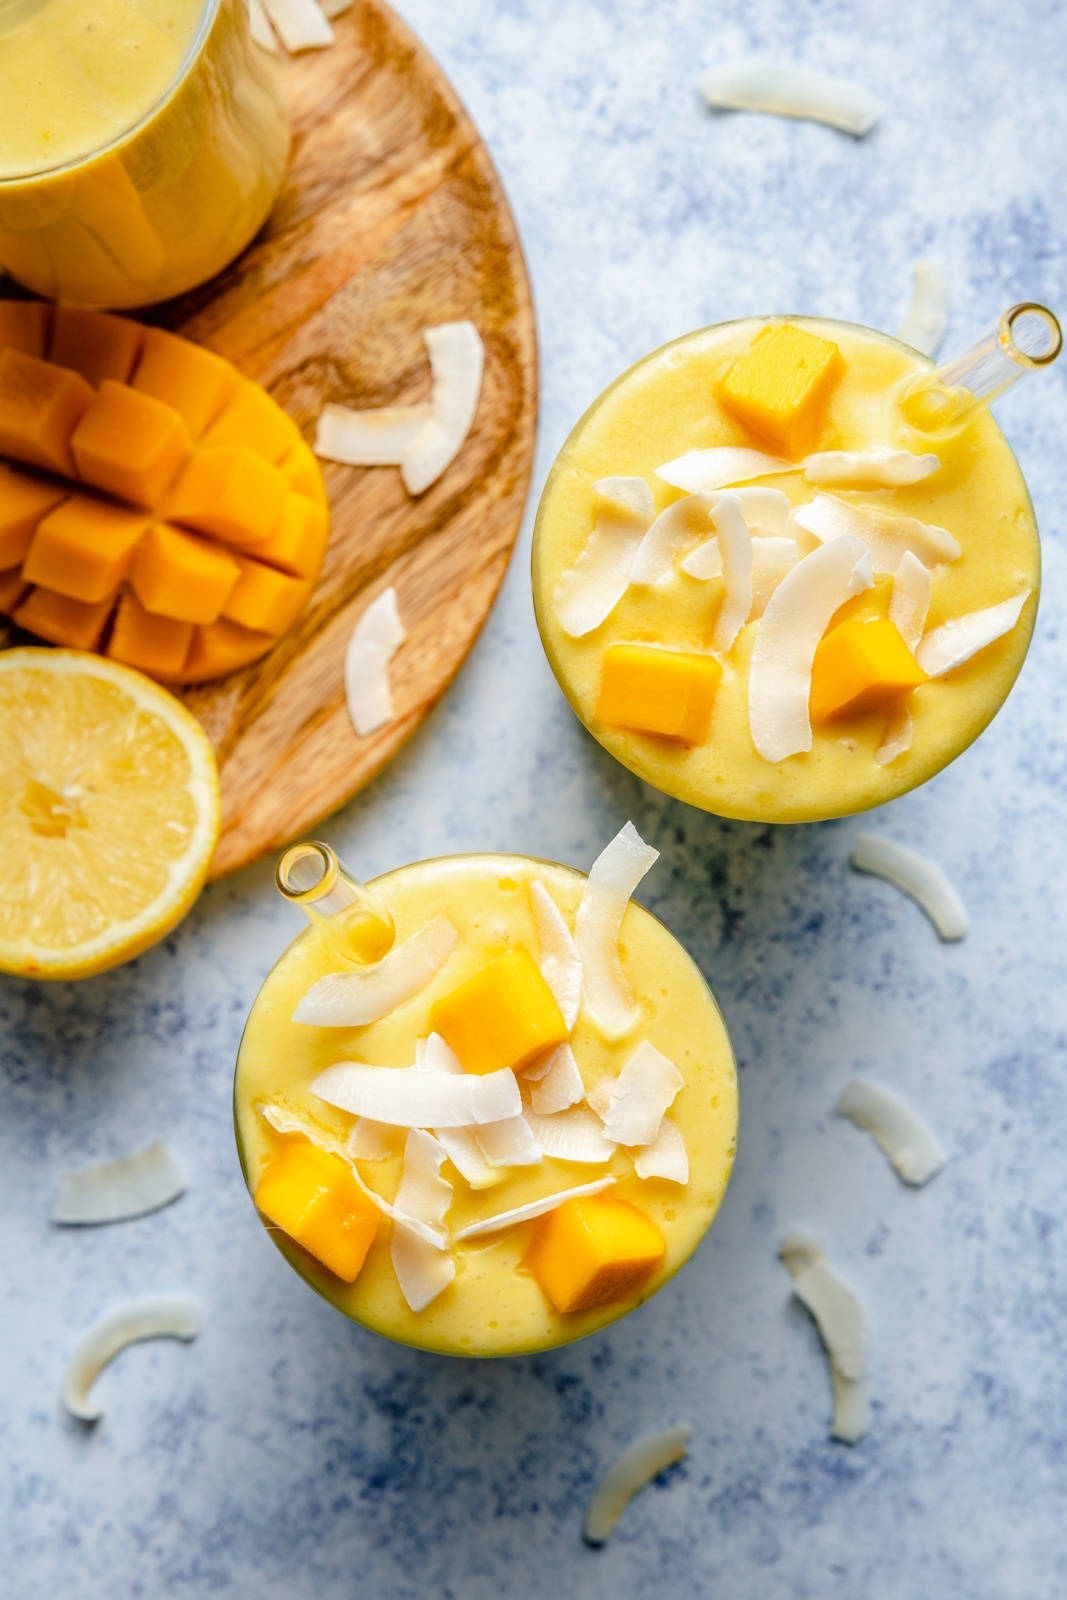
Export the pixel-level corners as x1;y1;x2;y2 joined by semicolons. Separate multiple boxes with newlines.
0;649;220;980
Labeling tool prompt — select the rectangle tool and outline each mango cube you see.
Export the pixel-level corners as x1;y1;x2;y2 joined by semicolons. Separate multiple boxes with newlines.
244;491;329;579
184;617;274;682
132;326;238;437
255;1137;381;1283
108;592;193;678
429;948;569;1076
202;378;298;464
718;323;843;458
810;617;928;723
0;299;52;360
23;495;149;603
279;436;329;508
166;446;288;546
50;306;144;388
0;465;67;568
71;380;190;509
0;348;93;477
528;1195;666;1314
223;557;310;635
597;643;721;745
0;567;29;614
14;586;113;650
132;523;240;624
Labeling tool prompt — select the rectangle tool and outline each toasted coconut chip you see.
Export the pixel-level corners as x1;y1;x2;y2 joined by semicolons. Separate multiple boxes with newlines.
248;0;278;51
393;1128;452;1244
630;493;717;586
749;534;873;762
527;1042;586;1114
315;404;430;466
62;1295;200;1423
829;1371;871;1445
415;1033;503;1189
701;61;882;136
656;447;794;494
261;0;332;51
575;822;660;1039
391;1222;456;1312
916;590;1031;678
679;536;722;580
836;1078;946;1186
293;914;457;1026
631;1116;689;1183
874;700;914;766
553;477;655;637
711;492;753;652
851;832;968;941
312;1062;521;1127
401;321;484;495
344;586;406;737
524;1106;617;1164
780;1233;868;1443
455;1175;615;1240
346;1118;395;1160
803;448;940;488
474;1114;543;1168
529;881;582;1030
889;550;931;652
52;1141;185;1226
600;1040;683;1147
793;492;961;572
749;536;798;619
583;1425;692;1546
319;0;351;13
898;260;949;358
735;485;793;533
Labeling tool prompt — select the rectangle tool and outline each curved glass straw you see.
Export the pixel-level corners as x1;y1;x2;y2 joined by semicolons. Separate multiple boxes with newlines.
901;302;1062;433
275;842;394;965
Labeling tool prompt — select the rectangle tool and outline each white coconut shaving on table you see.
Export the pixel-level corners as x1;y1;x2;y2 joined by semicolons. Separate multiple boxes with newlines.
711;492;753;652
529;881;582;1030
874;700;914;766
802;448;940;488
888;550;931;652
454;1175;615;1240
473;1113;543;1168
779;1233;869;1444
260;0;332;52
701;61;882;137
62;1295;200;1423
630;1116;689;1184
311;1061;522;1127
850;833;968;941
915;590;1031;678
293;913;457;1026
598;1041;684;1147
553;477;655;637
574;822;659;1038
523;1107;616;1164
629;492;717;586
344;586;406;738
836;1078;947;1186
898;260;949;358
402;321;485;494
655;446;794;494
315;404;431;466
793;493;961;573
526;1042;586;1114
52;1141;185;1226
583;1425;692;1546
247;0;278;51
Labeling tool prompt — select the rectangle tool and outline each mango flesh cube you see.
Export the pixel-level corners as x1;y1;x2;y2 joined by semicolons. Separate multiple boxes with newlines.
71;380;190;510
810;617;928;723
244;492;329;579
0;299;52;360
108;591;193;678
184;617;274;682
132;327;238;437
280;436;329;508
255;1138;381;1283
597;642;721;745
132;522;240;624
166;446;288;546
202;379;299;464
223;556;311;635
0;567;29;613
718;323;843;458
0;348;94;477
50;307;144;388
14;586;113;650
528;1196;666;1314
0;464;67;568
23;495;149;603
429;947;569;1076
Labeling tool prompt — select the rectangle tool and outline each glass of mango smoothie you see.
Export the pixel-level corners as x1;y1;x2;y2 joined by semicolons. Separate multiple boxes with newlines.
532;306;1060;824
0;0;290;308
233;831;738;1356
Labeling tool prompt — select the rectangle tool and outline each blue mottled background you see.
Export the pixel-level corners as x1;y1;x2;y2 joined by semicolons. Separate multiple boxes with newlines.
4;1;1067;1594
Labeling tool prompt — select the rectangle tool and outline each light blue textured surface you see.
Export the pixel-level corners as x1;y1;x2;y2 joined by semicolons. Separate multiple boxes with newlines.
3;1;1067;1594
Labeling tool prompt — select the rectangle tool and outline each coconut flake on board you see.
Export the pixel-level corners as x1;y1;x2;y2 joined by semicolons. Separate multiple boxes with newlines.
315;405;430;466
629;493;717;586
850;833;968;941
261;0;332;51
311;1062;521;1127
553;478;655;637
711;492;753;652
52;1142;185;1226
574;822;659;1039
524;1107;617;1164
898;260;950;358
915;591;1031;678
402;322;485;494
656;447;794;494
598;1041;683;1147
836;1078;946;1186
529;881;582;1030
888;550;931;652
344;586;406;737
793;493;961;573
583;1425;692;1546
526;1042;586;1114
454;1175;615;1241
247;0;278;51
631;1116;689;1183
293;913;457;1026
874;700;914;766
748;534;874;763
802;448;940;488
701;61;882;136
62;1295;201;1423
779;1233;869;1444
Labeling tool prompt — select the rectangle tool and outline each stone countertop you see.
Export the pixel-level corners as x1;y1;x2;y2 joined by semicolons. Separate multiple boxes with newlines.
4;1;1067;1595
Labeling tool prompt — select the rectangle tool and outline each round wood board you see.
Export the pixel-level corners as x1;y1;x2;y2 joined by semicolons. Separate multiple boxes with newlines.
158;1;538;880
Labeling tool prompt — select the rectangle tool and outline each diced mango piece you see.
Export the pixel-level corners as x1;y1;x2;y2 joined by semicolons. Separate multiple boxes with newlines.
429;948;569;1076
0;300;52;360
71;380;190;510
50;307;144;388
810;617;928;723
132;326;238;437
0;348;93;477
597;642;721;745
0;464;67;568
528;1195;666;1314
243;492;329;579
255;1137;381;1283
165;446;288;546
132;522;240;624
0;566;29;614
184;617;274;682
107;591;194;679
279;436;328;508
222;556;310;635
718;323;843;458
23;495;149;603
202;379;299;463
14;586;113;650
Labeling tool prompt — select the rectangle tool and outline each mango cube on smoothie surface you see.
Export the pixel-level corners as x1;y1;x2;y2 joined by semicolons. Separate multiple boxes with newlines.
50;307;144;388
166;446;289;547
132;327;238;437
718;323;843;458
255;1138;381;1284
71;381;190;509
0;349;93;477
23;496;149;603
131;523;240;625
528;1195;666;1314
108;591;194;678
810;617;927;724
430;948;569;1075
597;643;721;745
0;466;66;568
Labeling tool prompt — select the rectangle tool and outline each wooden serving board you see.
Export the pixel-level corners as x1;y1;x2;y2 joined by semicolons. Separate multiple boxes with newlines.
158;1;537;879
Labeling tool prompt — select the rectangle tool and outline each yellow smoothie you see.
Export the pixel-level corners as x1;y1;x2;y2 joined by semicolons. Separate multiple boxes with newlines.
234;854;738;1357
532;318;1040;824
0;0;289;306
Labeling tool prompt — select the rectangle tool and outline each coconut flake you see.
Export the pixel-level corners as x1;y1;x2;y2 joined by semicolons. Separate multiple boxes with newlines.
454;1175;615;1240
413;1034;502;1189
248;0;278;51
473;1114;542;1168
711;492;753;652
889;550;931;652
851;832;968;941
346;1118;395;1160
553;477;655;637
779;1233;869;1443
748;534;874;763
315;404;430;466
679;537;722;580
749;536;799;619
293;913;457;1026
874;700;914;766
793;493;961;573
260;0;332;51
701;61;882;136
524;1107;617;1164
391;1223;456;1312
629;493;717;586
915;590;1031;678
575;822;659;1039
631;1117;689;1183
319;0;351;13
600;1041;683;1147
312;1062;521;1127
656;447;794;494
802;448;940;488
527;1042;586;1114
583;1425;692;1546
898;260;949;358
529;881;582;1030
62;1294;200;1423
401;321;484;494
52;1142;185;1226
836;1078;946;1186
344;586;406;737
393;1128;452;1243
